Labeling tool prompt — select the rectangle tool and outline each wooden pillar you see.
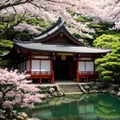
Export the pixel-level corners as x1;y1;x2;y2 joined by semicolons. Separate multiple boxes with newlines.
69;59;72;80
30;55;32;75
30;55;32;81
94;77;96;83
39;78;42;84
25;60;26;71
86;77;89;82
51;71;54;84
76;55;79;82
93;58;96;83
51;54;54;84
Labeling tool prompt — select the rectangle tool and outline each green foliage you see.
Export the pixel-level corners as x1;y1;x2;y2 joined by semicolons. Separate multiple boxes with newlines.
72;33;81;39
102;70;113;77
0;58;13;68
67;9;93;22
0;24;4;31
69;11;114;45
26;18;49;28
4;28;18;40
0;13;50;40
0;39;13;68
0;39;13;51
88;22;113;30
88;22;114;42
94;33;120;83
66;9;76;16
0;14;24;39
94;34;119;48
74;15;93;22
14;32;31;41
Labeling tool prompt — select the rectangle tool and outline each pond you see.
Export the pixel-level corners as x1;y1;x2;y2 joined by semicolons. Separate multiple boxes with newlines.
27;94;120;120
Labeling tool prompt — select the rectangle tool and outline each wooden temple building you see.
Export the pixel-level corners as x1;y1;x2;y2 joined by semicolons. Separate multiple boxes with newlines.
7;18;111;84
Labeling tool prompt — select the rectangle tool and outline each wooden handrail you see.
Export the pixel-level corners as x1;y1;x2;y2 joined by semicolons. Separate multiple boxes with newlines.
77;71;98;83
79;71;98;75
31;71;51;75
27;70;54;84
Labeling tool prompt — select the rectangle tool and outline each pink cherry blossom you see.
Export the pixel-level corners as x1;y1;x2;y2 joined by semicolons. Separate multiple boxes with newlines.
0;68;44;110
0;0;120;39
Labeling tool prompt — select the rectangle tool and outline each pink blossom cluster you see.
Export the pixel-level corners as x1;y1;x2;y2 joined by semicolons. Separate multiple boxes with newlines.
0;68;44;109
0;0;96;38
0;0;120;38
82;0;120;29
14;23;40;35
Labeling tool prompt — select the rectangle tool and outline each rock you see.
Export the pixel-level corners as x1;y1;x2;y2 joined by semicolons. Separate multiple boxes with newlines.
0;113;6;120
16;112;41;120
49;87;55;93
17;116;24;120
92;86;98;90
59;91;64;96
110;90;116;95
90;90;98;93
0;109;18;120
84;85;90;91
100;89;107;93
17;112;28;120
117;92;120;97
20;112;28;118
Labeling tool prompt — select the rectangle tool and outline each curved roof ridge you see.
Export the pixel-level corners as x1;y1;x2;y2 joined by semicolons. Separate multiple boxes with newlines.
32;17;84;46
33;17;63;39
13;39;34;44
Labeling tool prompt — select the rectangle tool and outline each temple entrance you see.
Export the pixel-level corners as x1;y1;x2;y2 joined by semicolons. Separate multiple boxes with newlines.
53;56;77;81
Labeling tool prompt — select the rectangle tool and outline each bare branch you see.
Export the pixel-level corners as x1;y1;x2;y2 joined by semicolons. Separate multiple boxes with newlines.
0;0;32;11
13;9;27;27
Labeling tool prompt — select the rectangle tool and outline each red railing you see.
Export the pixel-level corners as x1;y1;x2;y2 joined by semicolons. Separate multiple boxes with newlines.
77;71;98;83
28;71;54;84
31;71;51;75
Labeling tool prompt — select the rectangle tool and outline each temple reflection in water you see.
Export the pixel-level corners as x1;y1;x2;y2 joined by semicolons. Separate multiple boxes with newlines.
29;94;99;120
27;94;120;120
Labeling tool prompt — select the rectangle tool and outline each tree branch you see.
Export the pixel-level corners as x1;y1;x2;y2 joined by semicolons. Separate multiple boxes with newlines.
0;0;32;11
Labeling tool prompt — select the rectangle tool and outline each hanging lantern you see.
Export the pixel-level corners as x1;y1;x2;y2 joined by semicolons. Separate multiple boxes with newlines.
61;55;66;60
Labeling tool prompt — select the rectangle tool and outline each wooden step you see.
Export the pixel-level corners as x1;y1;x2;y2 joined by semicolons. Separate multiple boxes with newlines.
58;84;82;94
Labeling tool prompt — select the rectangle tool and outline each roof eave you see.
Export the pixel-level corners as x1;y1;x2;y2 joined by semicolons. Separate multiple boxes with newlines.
14;42;111;55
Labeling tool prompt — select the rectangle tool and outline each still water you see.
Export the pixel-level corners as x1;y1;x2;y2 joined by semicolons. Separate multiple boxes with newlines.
28;94;120;120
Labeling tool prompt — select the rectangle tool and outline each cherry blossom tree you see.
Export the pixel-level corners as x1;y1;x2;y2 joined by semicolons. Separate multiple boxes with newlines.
0;0;96;39
0;68;44;119
14;0;120;34
0;0;38;38
0;0;120;39
80;0;120;30
0;0;35;11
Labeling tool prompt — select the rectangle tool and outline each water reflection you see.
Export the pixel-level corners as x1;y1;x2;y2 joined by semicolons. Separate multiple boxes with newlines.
28;94;120;120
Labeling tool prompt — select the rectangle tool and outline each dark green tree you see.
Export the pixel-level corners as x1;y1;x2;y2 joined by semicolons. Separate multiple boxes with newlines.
0;39;13;68
93;33;120;83
14;32;31;41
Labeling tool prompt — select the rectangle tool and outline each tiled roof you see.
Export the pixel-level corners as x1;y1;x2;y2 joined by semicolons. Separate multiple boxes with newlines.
32;17;84;46
33;17;64;40
34;17;63;38
15;42;111;54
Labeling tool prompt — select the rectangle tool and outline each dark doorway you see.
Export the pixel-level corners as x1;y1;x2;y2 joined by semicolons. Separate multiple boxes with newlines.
53;56;76;80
